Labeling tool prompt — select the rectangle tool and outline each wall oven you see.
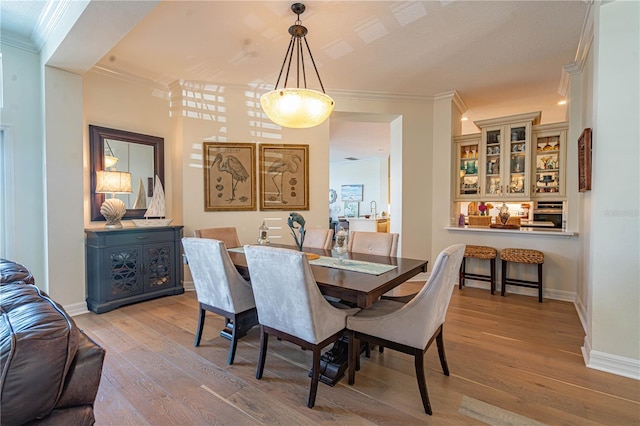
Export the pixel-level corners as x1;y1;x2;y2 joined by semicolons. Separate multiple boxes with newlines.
533;201;564;228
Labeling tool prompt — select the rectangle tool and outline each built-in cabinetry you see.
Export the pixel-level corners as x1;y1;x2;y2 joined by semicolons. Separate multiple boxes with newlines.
453;113;567;202
85;226;184;313
455;134;481;199
532;122;568;198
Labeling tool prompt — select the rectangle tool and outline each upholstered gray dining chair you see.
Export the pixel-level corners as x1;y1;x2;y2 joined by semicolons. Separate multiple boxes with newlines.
348;231;399;256
301;228;334;250
194;227;241;248
346;244;465;415
243;245;360;408
182;237;258;365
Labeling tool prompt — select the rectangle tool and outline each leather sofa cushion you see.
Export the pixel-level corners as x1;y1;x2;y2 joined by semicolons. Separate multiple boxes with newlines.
0;283;80;426
0;258;35;285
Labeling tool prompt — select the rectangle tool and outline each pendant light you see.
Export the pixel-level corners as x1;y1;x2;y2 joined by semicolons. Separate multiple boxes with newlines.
260;3;334;129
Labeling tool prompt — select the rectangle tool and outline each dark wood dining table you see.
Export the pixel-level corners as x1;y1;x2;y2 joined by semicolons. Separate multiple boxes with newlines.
227;244;428;386
227;244;428;309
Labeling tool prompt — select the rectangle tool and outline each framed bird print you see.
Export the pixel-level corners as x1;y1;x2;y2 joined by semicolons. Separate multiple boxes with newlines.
203;142;256;211
259;144;309;210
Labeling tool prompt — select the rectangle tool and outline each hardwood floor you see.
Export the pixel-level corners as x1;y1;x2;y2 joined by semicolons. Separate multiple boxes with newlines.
73;286;640;425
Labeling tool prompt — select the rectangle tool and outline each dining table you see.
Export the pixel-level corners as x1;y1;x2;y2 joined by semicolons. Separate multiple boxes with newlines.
226;243;428;385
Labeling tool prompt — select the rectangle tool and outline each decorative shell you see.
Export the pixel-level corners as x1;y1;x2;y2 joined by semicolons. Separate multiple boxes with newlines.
100;198;126;224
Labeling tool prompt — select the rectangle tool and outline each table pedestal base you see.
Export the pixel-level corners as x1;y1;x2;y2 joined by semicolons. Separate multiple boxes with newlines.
310;336;367;386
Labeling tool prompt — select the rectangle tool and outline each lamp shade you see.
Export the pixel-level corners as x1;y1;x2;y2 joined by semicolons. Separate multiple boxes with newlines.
96;170;132;194
260;88;334;129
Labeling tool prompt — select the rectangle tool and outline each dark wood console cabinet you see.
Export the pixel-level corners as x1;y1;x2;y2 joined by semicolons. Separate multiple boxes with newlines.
85;226;184;313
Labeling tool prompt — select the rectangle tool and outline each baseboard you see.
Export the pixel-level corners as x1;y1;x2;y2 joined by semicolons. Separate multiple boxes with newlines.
574;295;588;335
582;346;640;380
183;281;195;291
460;280;576;302
66;301;90;317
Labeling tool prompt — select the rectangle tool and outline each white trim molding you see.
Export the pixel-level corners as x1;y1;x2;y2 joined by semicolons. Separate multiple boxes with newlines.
558;0;594;96
583;345;640;381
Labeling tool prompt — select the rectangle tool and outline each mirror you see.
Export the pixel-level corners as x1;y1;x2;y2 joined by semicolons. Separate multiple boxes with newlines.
90;125;164;221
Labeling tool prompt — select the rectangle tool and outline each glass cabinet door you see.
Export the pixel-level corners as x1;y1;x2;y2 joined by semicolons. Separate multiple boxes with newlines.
532;123;567;198
505;124;528;197
484;129;502;196
454;136;480;199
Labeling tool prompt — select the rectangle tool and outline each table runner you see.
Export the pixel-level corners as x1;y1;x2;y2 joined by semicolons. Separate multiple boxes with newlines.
228;247;397;275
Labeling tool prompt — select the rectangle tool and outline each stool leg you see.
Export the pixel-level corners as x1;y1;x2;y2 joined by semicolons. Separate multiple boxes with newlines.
490;258;496;295
538;263;543;303
501;260;507;296
459;258;466;289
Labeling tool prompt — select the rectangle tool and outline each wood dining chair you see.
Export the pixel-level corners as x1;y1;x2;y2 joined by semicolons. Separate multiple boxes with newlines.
181;237;258;365
301;228;334;250
347;244;465;415
194;227;241;248
244;245;360;409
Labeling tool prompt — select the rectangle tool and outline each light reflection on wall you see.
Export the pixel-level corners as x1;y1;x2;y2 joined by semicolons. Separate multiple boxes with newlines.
171;80;291;241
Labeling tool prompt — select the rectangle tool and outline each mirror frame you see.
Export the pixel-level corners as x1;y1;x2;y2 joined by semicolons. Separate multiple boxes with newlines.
89;125;165;221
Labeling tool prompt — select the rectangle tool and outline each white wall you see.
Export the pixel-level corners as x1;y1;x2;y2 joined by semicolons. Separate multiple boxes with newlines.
584;0;640;378
170;81;329;251
330;157;389;222
43;66;85;305
83;70;175;226
0;44;46;283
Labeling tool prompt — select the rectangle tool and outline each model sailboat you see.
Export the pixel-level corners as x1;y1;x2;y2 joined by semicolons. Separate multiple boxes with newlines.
132;175;173;227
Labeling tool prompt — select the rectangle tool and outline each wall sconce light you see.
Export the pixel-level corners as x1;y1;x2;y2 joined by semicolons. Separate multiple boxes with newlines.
95;170;132;229
260;3;334;128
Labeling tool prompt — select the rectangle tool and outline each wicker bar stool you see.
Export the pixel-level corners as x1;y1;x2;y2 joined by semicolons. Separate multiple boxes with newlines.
500;248;544;302
459;245;498;294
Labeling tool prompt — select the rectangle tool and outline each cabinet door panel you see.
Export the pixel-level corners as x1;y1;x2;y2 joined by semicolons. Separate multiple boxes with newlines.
454;135;481;200
105;246;144;301
143;242;174;292
505;124;529;197
532;124;567;198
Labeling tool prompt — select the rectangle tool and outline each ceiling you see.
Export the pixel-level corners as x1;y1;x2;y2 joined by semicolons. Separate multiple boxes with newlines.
1;1;589;162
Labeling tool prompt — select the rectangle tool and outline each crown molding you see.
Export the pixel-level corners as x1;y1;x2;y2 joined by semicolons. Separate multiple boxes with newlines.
31;0;74;52
0;31;38;53
558;1;594;96
95;65;454;107
434;90;468;114
329;88;434;104
91;66;170;99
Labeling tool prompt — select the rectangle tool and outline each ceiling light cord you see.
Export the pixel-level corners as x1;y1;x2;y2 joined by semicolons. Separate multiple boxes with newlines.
260;2;335;128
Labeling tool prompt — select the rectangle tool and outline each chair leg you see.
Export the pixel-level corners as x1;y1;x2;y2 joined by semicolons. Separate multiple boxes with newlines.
414;350;433;415
194;306;206;347
256;327;269;379
490;258;496;295
308;347;322;408
228;315;239;365
538;263;543;303
459;258;466;289
435;326;449;376
501;260;507;296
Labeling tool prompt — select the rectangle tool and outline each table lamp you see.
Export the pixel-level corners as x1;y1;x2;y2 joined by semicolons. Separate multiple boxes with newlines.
95;170;132;229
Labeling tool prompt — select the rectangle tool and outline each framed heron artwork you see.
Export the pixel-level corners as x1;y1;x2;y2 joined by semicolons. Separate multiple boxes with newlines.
259;144;309;210
203;142;256;211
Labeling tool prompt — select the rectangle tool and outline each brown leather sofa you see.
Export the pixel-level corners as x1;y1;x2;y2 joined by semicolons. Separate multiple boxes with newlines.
0;259;105;425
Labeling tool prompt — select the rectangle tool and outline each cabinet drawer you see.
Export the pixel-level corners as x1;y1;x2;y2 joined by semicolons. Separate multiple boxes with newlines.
102;230;176;246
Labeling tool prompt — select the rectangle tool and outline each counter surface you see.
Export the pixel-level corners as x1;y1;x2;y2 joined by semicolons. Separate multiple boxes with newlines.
445;226;576;237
